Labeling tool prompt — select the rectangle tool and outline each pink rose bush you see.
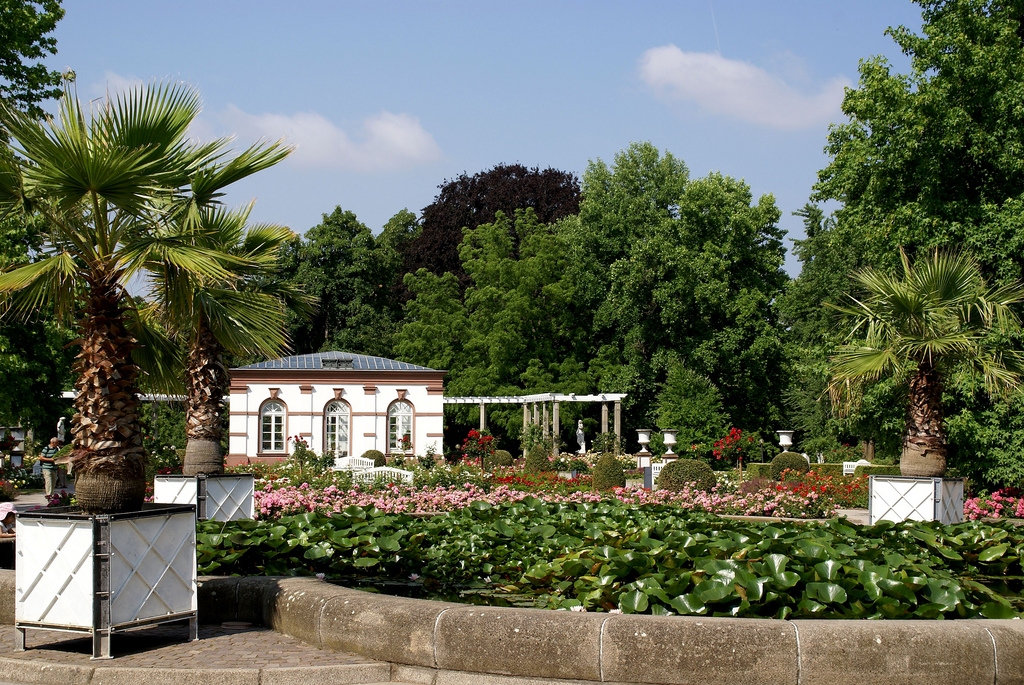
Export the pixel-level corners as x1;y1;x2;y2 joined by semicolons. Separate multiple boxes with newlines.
964;489;1024;520
254;480;836;520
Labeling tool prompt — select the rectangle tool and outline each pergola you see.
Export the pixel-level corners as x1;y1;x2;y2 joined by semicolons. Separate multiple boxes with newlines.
443;393;627;456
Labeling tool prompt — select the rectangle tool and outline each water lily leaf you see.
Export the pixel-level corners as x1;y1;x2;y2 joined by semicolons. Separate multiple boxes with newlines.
669;593;706;615
303;545;328;560
814;560;840;582
762;554;788;575
531;524;557;538
978;544;1009;562
807;582;848;604
696;581;733;603
352;557;379;568
979;602;1018;619
773;572;801;589
618;590;648;614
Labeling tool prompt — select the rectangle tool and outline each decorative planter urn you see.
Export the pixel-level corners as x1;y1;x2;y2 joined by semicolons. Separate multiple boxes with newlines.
661;429;678;462
15;504;198;659
153;473;255;521
868;475;964;525
776;430;795;449
635;429;652;469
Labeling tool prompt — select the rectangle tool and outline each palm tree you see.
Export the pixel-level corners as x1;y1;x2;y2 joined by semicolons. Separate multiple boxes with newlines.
827;249;1024;477
152;204;312;475
0;82;288;512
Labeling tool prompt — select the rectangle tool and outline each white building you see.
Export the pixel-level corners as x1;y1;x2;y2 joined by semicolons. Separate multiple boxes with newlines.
226;352;445;466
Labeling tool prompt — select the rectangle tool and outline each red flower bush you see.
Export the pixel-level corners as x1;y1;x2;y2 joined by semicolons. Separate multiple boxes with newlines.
459;429;496;465
712;427;755;466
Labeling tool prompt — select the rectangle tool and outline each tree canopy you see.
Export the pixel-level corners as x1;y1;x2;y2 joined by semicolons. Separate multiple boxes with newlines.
398;164;580;296
0;0;64;116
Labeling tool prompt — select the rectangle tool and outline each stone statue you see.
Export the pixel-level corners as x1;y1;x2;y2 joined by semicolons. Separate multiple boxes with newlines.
576;420;586;455
57;417;66;444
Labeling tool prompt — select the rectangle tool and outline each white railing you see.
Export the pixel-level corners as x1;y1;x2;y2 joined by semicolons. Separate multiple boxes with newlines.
333;456;376;472
352;466;414;485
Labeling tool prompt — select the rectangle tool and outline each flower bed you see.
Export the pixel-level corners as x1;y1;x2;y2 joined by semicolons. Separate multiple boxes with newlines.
964;489;1024;520
253;479;838;520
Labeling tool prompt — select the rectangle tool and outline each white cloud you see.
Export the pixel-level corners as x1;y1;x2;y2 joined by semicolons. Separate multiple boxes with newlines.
639;45;850;130
219;106;442;172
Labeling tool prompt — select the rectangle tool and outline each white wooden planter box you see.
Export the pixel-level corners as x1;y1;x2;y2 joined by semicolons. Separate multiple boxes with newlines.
153;474;255;521
15;504;198;659
869;475;964;525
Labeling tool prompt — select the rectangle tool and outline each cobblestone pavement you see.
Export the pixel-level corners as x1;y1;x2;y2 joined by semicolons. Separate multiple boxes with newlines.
0;623;377;669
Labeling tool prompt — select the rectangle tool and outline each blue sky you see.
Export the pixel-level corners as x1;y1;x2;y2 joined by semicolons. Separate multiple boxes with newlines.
51;1;925;273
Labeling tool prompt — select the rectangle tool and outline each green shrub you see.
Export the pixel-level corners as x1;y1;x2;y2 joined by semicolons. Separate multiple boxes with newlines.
488;449;514;468
745;463;772;479
524;445;553;474
854;464;902;477
592;452;626;491
770;451;809;480
362;449;386;467
810;463;844;477
657;459;716;492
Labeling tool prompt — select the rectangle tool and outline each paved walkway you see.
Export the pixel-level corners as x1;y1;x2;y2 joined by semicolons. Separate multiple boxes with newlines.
0;623;399;684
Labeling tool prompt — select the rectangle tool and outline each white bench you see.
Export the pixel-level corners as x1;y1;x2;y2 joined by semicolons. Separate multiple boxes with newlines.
843;459;871;476
333;456;375;472
651;462;665;490
352;466;414;484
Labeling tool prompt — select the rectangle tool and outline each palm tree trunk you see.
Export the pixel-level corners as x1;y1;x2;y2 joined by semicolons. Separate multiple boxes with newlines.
182;321;227;475
900;360;947;477
70;282;147;513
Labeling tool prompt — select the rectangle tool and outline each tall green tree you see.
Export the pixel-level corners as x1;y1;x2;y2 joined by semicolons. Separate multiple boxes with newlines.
0;0;64;116
285;207;413;357
398;209;591;439
0;83;283;513
569;143;789;445
809;0;1024;479
816;0;1024;281
399;164;580;296
828;250;1024;477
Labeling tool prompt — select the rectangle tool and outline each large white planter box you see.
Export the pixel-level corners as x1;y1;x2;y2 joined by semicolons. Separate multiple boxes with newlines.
869;475;964;525
153;474;255;521
15;504;198;659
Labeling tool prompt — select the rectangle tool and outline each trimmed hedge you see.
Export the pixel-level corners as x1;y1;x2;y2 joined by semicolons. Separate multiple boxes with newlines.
770;451;809;480
488;449;514;468
657;459;717;492
854;464;903;477
810;463;844;477
745;463;772;479
362;449;386;467
592;452;626;491
525;444;554;474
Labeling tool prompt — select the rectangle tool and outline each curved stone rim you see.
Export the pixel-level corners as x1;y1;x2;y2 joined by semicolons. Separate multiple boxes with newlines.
199;576;1024;685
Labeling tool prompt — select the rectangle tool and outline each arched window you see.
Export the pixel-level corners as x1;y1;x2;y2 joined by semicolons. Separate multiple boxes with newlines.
260;400;286;453
388;400;413;453
324;400;350;457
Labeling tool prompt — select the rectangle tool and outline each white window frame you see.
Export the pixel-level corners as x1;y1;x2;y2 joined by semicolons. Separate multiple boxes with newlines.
260;400;286;453
324;400;350;457
388;400;413;454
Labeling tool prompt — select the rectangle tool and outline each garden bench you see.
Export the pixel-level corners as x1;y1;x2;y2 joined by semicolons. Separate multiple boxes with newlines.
651;462;665;489
843;459;871;476
332;456;375;472
352;466;414;484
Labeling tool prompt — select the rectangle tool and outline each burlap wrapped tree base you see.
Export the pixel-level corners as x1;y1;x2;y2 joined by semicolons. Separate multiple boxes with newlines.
183;439;224;476
73;459;146;514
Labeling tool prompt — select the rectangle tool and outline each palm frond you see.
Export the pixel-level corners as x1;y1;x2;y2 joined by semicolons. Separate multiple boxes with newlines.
125;302;185;395
0;253;79;322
